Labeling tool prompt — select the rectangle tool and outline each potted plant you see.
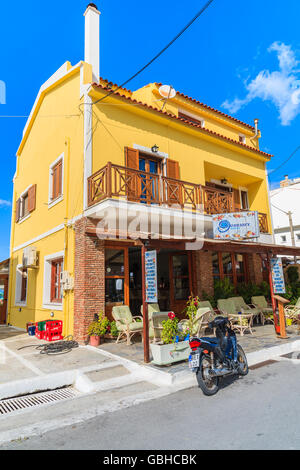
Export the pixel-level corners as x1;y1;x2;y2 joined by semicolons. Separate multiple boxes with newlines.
150;311;190;366
104;321;119;340
88;311;110;346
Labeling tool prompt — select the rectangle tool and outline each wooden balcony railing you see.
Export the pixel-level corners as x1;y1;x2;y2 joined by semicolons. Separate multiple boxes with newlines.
87;162;269;233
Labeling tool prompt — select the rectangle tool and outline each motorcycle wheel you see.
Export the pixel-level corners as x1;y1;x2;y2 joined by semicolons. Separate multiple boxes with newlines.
196;355;219;396
237;344;248;376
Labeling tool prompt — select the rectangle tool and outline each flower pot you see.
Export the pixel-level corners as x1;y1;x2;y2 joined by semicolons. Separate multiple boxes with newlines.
89;335;101;347
150;340;190;366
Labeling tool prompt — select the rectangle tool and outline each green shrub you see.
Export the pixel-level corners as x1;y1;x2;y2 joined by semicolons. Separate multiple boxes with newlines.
287;266;299;284
214;278;235;300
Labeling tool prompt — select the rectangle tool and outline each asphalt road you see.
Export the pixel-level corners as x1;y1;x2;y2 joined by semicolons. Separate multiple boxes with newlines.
2;356;300;450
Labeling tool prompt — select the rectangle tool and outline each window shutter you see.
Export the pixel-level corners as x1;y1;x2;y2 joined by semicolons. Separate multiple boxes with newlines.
166;159;181;205
166;159;180;180
15;198;21;222
233;189;241;211
125;147;139;169
28;185;36;213
125;147;140;201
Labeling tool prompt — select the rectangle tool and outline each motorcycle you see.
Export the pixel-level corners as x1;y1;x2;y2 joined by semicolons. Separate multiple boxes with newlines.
188;316;248;396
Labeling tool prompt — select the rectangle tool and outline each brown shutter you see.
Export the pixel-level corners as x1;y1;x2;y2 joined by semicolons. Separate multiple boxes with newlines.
15;198;21;222
166;159;180;180
125;147;140;201
28;185;36;213
233;189;241;211
166;159;181;205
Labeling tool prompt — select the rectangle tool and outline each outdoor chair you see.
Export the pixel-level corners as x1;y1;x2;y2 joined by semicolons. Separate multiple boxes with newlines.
251;296;274;324
140;303;160;340
230;296;263;324
112;305;143;346
217;298;254;336
198;300;219;314
151;312;170;343
179;307;216;337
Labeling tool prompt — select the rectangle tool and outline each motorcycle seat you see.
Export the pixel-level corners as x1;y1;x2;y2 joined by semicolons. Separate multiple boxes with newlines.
201;337;219;345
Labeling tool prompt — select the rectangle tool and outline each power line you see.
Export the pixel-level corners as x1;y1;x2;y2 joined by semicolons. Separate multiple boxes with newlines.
90;0;215;107
268;145;300;178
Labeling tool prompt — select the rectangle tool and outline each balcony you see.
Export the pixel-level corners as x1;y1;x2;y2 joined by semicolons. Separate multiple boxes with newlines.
87;162;269;233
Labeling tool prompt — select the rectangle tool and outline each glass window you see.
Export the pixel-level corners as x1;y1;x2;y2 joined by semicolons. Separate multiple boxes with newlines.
212;252;248;287
105;249;124;276
50;259;63;303
222;253;233;276
172;254;189;300
105;278;124;303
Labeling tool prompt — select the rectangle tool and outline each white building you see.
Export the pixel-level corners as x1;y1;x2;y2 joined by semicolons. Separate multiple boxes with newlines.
270;175;300;250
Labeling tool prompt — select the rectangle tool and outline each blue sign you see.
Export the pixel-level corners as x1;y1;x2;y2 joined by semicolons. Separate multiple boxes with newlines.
145;250;158;303
271;258;286;294
213;211;260;241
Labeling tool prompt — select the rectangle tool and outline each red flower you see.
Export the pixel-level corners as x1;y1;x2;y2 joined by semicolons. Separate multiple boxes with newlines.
168;312;175;320
194;301;198;307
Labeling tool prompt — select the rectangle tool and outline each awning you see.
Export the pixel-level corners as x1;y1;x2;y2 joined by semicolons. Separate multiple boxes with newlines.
85;226;300;256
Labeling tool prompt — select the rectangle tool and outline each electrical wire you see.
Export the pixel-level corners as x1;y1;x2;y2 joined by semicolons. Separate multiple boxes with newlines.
90;0;215;107
268;145;300;177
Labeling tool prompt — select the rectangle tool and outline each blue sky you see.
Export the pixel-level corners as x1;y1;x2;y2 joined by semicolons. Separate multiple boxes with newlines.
1;0;300;260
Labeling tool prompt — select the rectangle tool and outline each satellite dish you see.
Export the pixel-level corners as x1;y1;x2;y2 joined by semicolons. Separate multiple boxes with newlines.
159;85;176;100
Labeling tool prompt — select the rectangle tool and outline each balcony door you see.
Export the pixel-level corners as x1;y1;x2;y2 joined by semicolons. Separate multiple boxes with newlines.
139;154;161;204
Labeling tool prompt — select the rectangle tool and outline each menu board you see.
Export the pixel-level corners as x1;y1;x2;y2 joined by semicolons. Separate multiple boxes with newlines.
145;250;158;303
271;257;286;294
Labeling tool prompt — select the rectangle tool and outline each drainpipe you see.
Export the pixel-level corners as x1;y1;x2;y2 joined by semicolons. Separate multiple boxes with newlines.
63;138;71;337
7;157;20;325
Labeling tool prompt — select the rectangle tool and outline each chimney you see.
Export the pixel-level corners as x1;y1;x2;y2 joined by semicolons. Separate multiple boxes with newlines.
280;175;291;188
84;3;100;84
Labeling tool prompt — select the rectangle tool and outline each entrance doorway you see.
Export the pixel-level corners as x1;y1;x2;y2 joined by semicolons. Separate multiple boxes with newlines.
104;245;193;320
0;275;8;324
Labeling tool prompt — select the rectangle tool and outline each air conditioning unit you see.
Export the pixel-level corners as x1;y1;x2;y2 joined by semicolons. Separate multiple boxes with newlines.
60;271;74;291
23;246;38;268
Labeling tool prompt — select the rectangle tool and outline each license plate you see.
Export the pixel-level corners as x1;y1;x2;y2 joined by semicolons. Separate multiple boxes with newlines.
189;353;200;369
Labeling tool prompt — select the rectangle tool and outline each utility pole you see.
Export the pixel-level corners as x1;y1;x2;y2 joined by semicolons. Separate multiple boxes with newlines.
272;204;297;264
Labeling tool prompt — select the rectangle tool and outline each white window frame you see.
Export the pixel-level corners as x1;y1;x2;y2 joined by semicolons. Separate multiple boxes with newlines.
18;185;32;224
15;264;28;307
281;235;287;243
42;251;64;311
48;153;64;209
178;108;205;128
239;134;246;144
239;187;249;210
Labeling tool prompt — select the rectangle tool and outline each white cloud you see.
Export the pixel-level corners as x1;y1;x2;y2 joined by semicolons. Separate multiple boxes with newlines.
0;199;11;208
222;42;300;126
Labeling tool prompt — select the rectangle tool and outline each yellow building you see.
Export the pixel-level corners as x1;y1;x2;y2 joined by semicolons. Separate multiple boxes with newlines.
8;4;292;342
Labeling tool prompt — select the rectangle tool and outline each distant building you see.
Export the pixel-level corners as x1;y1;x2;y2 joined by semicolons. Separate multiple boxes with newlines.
270;175;300;251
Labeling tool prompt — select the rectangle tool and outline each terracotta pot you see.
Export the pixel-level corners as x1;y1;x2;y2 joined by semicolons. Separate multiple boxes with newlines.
89;335;101;347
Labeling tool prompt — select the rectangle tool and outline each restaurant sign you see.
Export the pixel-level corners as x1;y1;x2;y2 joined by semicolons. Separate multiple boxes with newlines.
145;250;158;303
213;211;260;241
271;257;286;294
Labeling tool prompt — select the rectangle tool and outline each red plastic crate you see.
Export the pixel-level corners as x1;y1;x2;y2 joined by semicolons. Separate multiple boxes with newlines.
35;329;45;340
45;320;63;331
44;330;64;342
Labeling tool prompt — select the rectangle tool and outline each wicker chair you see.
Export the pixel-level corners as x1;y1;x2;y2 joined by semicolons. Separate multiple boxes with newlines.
217;298;254;336
112;305;143;345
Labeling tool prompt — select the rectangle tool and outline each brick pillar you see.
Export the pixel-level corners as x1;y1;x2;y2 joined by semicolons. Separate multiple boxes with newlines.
248;253;263;285
194;250;214;297
74;217;105;343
